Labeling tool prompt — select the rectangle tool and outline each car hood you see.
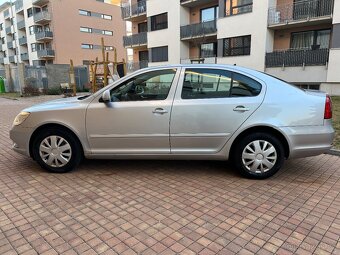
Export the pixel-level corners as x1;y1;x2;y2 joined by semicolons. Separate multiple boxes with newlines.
23;95;92;113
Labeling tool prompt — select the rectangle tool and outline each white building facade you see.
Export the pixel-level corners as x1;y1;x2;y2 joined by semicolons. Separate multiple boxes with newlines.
121;0;340;94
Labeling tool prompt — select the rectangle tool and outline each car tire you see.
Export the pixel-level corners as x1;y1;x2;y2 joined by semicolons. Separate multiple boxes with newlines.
232;132;285;179
32;127;82;173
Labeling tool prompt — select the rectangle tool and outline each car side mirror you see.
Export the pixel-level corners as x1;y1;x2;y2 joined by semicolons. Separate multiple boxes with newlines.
102;90;111;103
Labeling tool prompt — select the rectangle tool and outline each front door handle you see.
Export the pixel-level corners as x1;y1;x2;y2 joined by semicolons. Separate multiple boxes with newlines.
233;106;250;112
152;108;168;114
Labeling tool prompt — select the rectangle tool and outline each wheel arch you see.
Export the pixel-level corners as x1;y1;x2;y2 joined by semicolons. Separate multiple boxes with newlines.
29;123;85;159
229;125;290;159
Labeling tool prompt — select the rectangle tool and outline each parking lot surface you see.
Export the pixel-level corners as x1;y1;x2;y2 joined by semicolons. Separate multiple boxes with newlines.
0;96;339;255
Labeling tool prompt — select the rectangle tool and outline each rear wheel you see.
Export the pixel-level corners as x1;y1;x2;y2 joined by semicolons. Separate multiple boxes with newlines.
32;128;82;173
232;133;285;179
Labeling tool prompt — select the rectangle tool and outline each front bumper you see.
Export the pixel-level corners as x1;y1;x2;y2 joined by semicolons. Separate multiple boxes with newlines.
9;126;33;157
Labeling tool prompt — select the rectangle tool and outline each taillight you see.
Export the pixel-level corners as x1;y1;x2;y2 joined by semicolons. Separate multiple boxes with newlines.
324;95;332;119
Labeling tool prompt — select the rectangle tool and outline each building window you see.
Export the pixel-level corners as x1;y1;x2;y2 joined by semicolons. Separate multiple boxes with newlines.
138;22;147;33
200;42;217;57
31;43;37;52
0;23;3;31
225;0;253;16
79;9;91;16
223;35;251;56
151;46;168;62
27;8;33;17
80;27;92;33
201;6;219;22
102;30;113;36
81;44;93;49
29;26;35;35
150;13;168;31
291;29;331;50
101;14;112;20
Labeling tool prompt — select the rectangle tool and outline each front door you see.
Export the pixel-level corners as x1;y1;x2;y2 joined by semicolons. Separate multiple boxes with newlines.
86;68;180;155
170;67;265;154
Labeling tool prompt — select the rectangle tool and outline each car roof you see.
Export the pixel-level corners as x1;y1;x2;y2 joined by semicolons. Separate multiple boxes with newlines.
143;64;271;81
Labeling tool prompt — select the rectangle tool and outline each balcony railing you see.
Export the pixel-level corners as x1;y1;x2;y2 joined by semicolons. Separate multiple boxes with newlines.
35;31;53;41
33;11;51;24
268;0;334;26
5;26;13;34
19;37;27;45
17;20;25;30
180;0;218;7
7;41;14;49
121;0;146;20
21;53;29;61
15;0;24;12
180;20;217;40
0;58;4;64
180;56;217;64
37;49;55;58
123;32;147;48
32;0;49;6
4;9;10;19
0;44;2;51
127;60;149;73
9;56;16;63
265;48;329;68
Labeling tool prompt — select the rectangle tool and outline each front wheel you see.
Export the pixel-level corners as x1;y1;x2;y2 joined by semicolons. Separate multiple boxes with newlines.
32;128;82;173
232;133;285;179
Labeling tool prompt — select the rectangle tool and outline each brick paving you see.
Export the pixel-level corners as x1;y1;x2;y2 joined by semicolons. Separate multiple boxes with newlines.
0;96;339;255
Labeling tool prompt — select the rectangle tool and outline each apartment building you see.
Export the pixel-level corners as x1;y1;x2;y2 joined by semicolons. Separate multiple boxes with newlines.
121;0;340;95
0;0;125;67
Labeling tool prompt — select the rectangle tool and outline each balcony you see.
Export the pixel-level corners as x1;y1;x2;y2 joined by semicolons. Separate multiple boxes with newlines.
17;20;25;30
5;26;14;34
180;20;217;40
0;58;4;64
15;0;24;12
121;0;146;21
123;32;147;48
37;49;55;58
268;0;334;29
9;55;16;63
180;0;218;8
180;56;217;64
127;60;148;73
19;37;27;45
265;48;329;68
0;44;2;51
32;0;49;6
7;41;14;49
35;31;53;41
21;53;29;61
33;11;52;24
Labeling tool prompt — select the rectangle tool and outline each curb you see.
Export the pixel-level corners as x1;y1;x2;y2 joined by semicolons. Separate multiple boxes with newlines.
326;149;340;156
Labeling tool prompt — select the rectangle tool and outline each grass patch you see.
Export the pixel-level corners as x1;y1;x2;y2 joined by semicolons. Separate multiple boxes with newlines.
332;96;340;150
0;92;21;99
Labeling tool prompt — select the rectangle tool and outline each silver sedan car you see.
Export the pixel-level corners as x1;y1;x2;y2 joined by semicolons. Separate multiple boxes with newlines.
10;65;334;179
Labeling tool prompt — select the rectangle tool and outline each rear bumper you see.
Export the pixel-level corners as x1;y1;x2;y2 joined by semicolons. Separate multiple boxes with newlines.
280;121;335;159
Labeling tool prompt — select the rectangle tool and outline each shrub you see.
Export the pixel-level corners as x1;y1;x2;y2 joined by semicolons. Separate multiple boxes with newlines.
23;85;40;97
45;87;62;95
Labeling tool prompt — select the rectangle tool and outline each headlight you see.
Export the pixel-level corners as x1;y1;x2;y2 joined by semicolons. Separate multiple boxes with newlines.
13;112;30;126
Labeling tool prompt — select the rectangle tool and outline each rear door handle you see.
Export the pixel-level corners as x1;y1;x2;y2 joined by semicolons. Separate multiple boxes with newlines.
152;108;168;114
233;106;250;112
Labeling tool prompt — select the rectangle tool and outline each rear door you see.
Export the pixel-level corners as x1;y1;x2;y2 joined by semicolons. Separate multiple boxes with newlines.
170;67;265;154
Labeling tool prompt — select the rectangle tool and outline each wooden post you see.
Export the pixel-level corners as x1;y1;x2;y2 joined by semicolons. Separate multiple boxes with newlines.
114;47;117;75
105;52;109;86
94;57;98;92
122;58;127;77
69;59;76;97
101;38;108;87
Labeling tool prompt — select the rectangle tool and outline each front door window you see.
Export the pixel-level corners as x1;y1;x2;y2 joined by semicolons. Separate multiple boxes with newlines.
110;69;177;102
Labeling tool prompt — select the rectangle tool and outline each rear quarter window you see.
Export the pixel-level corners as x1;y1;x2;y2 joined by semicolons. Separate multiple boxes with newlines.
230;73;262;97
